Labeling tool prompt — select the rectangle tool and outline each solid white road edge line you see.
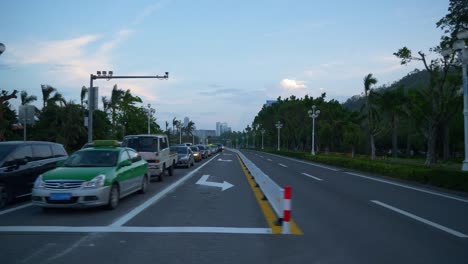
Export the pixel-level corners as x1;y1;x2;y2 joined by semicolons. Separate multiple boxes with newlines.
279;163;288;167
301;173;323;181
110;154;219;227
0;203;33;216
0;226;272;234
371;200;468;238
347;172;468;204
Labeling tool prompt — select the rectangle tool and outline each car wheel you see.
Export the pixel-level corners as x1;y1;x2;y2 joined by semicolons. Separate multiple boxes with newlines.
0;184;10;209
139;175;148;194
107;184;120;210
168;164;174;176
191;158;195;167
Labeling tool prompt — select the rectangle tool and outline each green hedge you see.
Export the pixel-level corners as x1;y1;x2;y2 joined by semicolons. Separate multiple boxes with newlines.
263;150;468;193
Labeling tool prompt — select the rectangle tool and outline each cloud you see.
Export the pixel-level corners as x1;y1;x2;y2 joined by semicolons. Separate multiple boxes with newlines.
280;79;307;89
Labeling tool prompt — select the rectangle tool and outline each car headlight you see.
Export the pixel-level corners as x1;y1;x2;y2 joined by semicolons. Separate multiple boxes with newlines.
34;175;45;188
83;174;106;188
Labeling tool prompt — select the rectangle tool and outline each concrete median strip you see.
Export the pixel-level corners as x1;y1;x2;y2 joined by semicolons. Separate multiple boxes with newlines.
371;200;468;238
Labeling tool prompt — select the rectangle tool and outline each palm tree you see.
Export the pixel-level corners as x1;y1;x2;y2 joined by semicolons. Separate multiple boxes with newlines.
80;86;88;107
48;92;67;107
185;120;195;137
20;91;37;105
41;85;56;109
110;85;124;135
102;96;111;114
363;73;379;160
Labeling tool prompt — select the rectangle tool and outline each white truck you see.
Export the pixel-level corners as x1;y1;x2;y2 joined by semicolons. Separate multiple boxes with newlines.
122;134;178;182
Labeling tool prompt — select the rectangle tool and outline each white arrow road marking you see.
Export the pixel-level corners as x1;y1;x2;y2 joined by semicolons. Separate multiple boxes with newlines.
218;158;233;162
279;163;288;167
196;175;234;191
302;173;323;181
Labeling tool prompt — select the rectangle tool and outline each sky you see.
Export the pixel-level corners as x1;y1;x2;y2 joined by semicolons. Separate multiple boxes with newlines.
0;0;450;132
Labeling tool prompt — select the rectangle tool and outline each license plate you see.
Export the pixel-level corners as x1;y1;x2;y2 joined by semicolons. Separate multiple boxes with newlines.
49;193;71;200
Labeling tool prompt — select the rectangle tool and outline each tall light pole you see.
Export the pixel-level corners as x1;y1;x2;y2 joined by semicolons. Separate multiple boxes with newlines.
147;104;155;134
308;105;321;155
87;71;168;142
275;121;283;151
261;128;265;150
452;30;468;171
253;131;256;149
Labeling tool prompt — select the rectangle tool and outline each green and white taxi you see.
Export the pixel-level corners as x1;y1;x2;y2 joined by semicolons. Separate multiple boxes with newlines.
32;140;149;209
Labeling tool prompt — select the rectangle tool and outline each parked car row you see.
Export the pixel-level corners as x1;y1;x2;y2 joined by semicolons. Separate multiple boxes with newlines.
0;136;223;210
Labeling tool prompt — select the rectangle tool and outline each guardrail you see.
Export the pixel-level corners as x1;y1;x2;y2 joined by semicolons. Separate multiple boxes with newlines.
230;148;289;233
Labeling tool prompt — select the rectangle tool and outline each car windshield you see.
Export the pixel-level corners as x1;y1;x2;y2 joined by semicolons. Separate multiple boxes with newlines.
172;146;188;154
190;147;199;152
0;145;16;162
123;137;157;152
63;150;118;167
197;146;205;150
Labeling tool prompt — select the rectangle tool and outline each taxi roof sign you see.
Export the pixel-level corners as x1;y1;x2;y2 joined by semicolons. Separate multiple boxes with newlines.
93;140;120;147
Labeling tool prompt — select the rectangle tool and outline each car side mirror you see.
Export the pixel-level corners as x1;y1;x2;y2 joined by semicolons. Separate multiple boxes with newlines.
119;160;132;168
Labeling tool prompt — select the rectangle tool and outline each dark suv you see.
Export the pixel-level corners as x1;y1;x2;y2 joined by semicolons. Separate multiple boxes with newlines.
0;141;68;208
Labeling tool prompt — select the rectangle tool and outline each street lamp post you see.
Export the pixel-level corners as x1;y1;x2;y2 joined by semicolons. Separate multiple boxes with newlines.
87;71;168;143
253;131;256;149
261;128;265;150
275;121;283;151
453;30;468;171
147;104;155;134
308;105;321;155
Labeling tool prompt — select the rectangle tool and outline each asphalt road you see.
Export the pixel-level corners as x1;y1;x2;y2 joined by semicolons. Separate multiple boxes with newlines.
0;149;467;263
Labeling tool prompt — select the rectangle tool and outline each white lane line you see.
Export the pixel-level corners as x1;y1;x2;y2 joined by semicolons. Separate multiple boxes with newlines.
260;156;264;158
347;172;468;204
0;226;272;234
265;153;339;171
0;203;33;216
301;173;323;181
267;159;272;161
110;154;219;227
371;200;468;238
279;163;288;168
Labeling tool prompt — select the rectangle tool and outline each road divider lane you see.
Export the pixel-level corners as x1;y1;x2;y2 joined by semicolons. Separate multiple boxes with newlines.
301;173;323;181
347;172;468;204
371;200;468;238
279;163;288;168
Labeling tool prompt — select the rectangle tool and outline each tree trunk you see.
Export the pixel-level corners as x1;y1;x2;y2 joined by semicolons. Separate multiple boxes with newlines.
351;146;355;158
406;134;411;157
443;124;450;161
392;115;398;158
370;134;376;160
424;126;437;166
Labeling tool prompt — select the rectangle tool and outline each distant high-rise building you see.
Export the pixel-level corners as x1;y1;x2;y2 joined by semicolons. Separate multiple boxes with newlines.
216;121;231;136
184;117;189;127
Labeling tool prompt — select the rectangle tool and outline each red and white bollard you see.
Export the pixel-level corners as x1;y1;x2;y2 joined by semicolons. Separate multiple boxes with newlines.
282;186;291;234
